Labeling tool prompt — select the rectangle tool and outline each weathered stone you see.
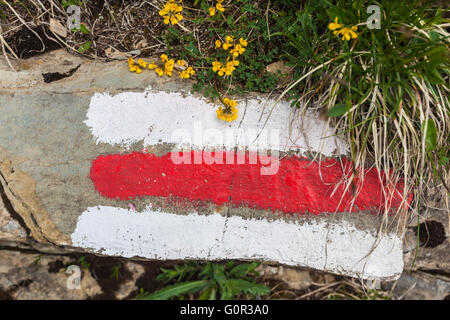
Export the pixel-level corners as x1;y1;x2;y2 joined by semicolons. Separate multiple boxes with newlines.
0;194;27;242
115;262;145;299
49;18;67;38
0;49;410;280
266;60;293;85
257;264;312;291
403;205;449;273
277;266;312;291
383;271;450;300
0;250;102;299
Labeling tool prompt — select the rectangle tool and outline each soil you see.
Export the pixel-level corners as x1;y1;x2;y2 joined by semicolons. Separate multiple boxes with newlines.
126;260;180;299
4;25;62;59
416;220;447;248
43;251;178;300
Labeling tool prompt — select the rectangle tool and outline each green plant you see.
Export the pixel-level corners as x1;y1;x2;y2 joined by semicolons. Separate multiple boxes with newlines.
77;256;90;270
77;40;91;53
274;0;449;226
110;265;121;280
137;261;270;300
156;0;291;99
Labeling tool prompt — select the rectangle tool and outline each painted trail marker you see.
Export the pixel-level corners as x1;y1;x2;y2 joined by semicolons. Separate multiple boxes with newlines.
0;54;408;280
73;88;408;279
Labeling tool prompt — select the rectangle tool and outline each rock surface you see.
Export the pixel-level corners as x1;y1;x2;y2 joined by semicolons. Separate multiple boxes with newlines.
0;49;446;283
0;250;102;299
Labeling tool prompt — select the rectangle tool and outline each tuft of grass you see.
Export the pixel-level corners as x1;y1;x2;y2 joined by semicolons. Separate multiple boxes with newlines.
273;0;449;236
110;264;121;280
137;261;270;300
77;256;90;270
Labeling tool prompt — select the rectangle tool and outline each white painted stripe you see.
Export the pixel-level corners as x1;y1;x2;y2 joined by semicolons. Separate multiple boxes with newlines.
71;206;403;279
85;89;349;157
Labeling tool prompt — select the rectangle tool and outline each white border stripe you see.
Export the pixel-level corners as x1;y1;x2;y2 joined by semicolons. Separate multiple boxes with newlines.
85;89;349;157
71;206;403;279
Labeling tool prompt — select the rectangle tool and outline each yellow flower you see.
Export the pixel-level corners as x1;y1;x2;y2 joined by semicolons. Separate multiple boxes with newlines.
224;61;236;75
164;59;175;76
236;44;245;54
179;69;190;79
239;38;247;47
230;44;245;58
212;60;223;72
187;66;195;75
225;35;234;44
232;59;239;66
155;68;164;77
328;17;342;31
177;59;185;67
148;63;158;70
179;66;195;79
329;17;358;41
349;25;358;38
135;67;142;74
160;0;184;25
223;43;231;50
336;26;358;41
215;40;222;49
137;59;148;68
216;3;225;12
216;98;238;122
161;54;169;62
209;7;216;16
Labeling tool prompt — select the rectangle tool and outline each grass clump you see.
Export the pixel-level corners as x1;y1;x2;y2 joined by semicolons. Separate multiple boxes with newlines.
136;261;270;300
274;0;449;231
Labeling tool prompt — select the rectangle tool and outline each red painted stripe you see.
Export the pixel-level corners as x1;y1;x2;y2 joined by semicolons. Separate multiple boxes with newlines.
90;151;410;215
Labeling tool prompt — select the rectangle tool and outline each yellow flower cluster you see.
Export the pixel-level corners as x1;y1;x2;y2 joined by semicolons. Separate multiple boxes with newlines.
128;54;195;79
159;0;183;25
328;17;358;41
209;0;225;16
128;57;143;74
211;36;247;77
216;98;238;122
179;66;195;79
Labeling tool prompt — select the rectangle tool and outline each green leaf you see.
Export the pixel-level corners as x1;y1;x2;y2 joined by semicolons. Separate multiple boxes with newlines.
77;41;92;53
422;119;438;153
211;264;227;288
141;280;210;300
439;156;449;166
328;103;348;117
429;31;440;41
197;287;213;300
223;279;270;298
229;262;260;278
80;23;89;35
